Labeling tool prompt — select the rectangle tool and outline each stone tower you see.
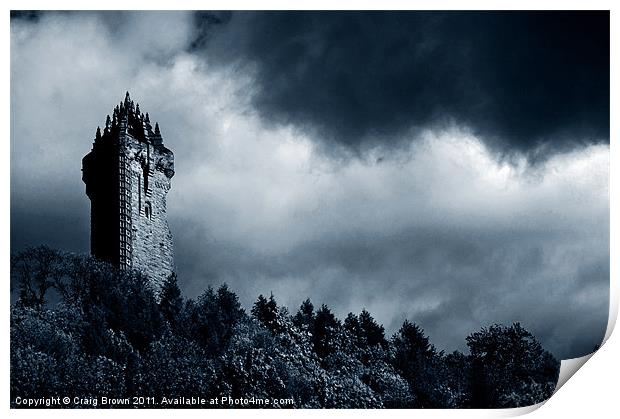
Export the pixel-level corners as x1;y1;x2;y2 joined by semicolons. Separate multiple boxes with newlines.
82;92;175;292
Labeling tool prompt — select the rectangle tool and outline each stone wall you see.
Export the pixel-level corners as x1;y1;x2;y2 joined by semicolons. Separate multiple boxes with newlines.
125;136;175;294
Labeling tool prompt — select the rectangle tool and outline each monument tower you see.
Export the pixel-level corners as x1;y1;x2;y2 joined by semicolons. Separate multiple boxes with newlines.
82;92;175;292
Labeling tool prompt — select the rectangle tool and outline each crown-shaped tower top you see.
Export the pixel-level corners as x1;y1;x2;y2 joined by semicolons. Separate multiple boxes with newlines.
94;92;164;146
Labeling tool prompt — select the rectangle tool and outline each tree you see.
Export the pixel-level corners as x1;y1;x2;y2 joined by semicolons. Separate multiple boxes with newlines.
187;284;246;354
466;323;559;408
293;298;315;330
357;309;387;348
118;272;164;352
159;273;183;327
433;351;472;408
252;295;269;321
312;304;341;360
251;293;284;334
141;330;216;399
392;320;442;407
11;246;66;308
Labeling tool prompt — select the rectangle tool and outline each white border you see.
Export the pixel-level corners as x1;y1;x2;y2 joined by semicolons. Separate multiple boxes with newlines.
2;2;617;418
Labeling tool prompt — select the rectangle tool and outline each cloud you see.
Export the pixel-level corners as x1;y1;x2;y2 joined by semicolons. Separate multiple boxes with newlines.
171;115;609;360
195;11;609;158
11;11;609;360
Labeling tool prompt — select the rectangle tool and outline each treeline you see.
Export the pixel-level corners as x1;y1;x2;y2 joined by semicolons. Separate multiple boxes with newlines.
11;246;559;408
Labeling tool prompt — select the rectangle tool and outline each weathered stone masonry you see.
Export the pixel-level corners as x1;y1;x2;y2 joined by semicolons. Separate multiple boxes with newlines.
82;92;175;293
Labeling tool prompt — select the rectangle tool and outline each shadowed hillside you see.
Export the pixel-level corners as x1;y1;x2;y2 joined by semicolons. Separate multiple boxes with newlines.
10;246;559;408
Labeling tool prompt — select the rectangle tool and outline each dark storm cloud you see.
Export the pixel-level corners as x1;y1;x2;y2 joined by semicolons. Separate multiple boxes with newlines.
194;11;609;157
10;11;43;22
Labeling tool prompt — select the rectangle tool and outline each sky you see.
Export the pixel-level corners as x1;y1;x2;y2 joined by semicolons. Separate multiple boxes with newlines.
10;11;609;360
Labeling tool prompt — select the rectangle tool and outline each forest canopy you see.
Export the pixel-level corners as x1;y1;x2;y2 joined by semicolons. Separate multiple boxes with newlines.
11;246;560;408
